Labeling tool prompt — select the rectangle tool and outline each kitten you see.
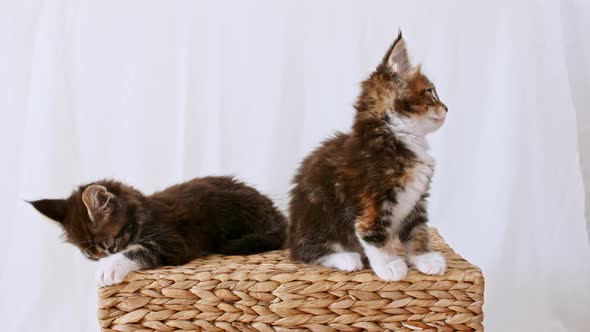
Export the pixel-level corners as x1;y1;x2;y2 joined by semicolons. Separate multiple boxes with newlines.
288;32;448;281
30;176;287;286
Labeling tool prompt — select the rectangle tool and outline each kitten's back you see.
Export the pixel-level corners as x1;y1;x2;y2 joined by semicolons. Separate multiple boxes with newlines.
150;176;288;255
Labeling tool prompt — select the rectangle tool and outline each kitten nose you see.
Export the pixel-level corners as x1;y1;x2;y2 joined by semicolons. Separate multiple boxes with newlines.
441;104;448;112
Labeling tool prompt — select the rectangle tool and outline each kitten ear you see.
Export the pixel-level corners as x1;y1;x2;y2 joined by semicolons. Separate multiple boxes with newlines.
384;31;413;76
82;184;116;222
29;199;67;225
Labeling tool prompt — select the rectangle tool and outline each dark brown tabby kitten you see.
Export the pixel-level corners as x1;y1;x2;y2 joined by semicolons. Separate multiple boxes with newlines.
30;176;287;285
288;33;448;281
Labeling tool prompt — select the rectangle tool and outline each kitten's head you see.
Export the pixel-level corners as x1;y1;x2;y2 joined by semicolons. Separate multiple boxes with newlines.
356;32;448;135
29;181;144;261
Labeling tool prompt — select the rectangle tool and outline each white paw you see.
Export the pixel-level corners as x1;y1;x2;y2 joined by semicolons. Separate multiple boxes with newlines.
96;252;141;286
318;252;364;272
371;258;408;281
409;251;446;275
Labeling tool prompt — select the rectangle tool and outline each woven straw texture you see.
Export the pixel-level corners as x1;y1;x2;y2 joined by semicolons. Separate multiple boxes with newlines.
98;228;484;332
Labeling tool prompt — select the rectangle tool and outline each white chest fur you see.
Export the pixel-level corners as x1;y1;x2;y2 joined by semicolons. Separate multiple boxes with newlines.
383;130;434;227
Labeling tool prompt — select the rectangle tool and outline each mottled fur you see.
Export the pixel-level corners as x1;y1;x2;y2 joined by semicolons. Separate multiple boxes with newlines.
31;176;287;268
288;33;448;280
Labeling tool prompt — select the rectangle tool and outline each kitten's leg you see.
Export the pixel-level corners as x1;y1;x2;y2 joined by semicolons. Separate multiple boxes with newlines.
359;238;407;281
356;195;408;281
400;212;446;275
96;246;164;286
96;252;142;286
317;251;363;272
123;245;163;267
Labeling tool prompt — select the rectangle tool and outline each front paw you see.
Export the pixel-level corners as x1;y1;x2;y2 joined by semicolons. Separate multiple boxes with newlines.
319;252;364;272
371;258;408;281
409;251;446;275
96;253;141;286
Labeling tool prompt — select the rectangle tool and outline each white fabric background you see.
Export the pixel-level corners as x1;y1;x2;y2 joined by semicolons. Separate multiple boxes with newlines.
1;0;589;331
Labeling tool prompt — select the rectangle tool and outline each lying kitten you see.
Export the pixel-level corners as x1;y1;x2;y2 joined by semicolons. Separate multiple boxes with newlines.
288;33;448;281
30;176;287;286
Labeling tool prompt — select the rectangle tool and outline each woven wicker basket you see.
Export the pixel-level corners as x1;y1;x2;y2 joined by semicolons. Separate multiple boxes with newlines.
98;228;484;331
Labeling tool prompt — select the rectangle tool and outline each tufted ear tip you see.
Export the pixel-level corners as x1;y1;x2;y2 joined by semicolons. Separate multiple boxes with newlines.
382;30;413;76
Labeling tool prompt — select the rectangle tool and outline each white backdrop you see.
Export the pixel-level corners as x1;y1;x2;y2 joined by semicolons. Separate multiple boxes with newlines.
1;0;589;331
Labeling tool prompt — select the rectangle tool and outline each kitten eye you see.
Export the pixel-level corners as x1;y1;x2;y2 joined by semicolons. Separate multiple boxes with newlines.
423;88;434;95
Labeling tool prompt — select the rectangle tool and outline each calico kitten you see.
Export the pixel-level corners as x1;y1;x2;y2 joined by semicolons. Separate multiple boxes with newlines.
288;33;448;281
30;176;287;286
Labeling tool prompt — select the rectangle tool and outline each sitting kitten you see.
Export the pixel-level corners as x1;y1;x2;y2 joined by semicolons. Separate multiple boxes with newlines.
288;33;448;281
30;176;287;286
